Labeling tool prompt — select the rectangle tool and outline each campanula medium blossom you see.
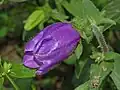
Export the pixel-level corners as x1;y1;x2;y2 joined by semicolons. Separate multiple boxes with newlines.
23;22;80;75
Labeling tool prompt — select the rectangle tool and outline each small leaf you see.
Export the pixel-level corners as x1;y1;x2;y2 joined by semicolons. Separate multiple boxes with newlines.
24;9;45;31
9;63;36;78
64;54;76;65
100;18;116;25
104;51;120;61
51;10;68;21
75;41;83;59
75;81;89;90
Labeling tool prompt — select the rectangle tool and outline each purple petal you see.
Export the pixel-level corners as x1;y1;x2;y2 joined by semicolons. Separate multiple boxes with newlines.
23;55;40;68
51;23;80;46
43;22;66;35
34;39;79;75
36;60;55;75
24;31;44;52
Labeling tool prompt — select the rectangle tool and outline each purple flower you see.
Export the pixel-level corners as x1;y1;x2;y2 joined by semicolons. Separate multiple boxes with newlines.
23;22;80;75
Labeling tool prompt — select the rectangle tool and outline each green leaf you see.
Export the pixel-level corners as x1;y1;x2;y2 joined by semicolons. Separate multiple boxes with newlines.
62;0;84;18
75;81;89;90
75;58;88;79
9;63;36;78
103;0;120;23
64;54;76;65
38;22;44;30
110;55;120;90
104;52;120;61
63;0;102;24
100;18;116;25
0;77;4;90
51;10;68;21
24;9;45;31
55;0;64;13
111;72;120;90
82;0;102;24
75;41;83;59
0;27;8;37
72;61;90;87
16;78;33;90
75;42;91;79
90;62;113;89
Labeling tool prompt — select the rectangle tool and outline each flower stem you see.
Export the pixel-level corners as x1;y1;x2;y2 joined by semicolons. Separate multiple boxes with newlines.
5;74;19;90
91;24;109;53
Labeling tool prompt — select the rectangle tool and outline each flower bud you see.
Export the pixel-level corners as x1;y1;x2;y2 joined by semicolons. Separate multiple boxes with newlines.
23;22;80;75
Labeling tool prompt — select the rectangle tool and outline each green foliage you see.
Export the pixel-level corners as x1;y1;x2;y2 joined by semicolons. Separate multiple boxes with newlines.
64;54;77;65
103;0;120;23
63;0;102;24
15;78;33;90
75;41;91;79
9;63;36;78
51;10;68;21
110;54;120;90
0;77;4;90
0;0;120;90
0;27;8;37
75;81;89;90
24;9;45;31
90;62;113;89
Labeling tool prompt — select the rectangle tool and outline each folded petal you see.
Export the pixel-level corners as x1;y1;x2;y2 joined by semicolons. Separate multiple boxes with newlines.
23;55;40;68
24;31;44;52
35;61;54;75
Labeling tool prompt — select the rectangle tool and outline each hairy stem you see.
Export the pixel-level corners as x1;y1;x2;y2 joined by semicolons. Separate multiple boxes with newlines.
92;24;109;52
